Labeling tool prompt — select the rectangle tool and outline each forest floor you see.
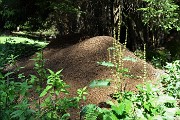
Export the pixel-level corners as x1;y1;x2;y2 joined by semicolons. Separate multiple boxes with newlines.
9;36;164;119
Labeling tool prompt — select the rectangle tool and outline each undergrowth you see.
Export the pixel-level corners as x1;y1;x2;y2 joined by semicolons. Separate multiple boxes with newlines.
0;50;87;120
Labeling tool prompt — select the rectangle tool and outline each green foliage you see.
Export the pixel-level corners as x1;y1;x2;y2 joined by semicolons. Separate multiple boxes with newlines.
93;55;138;91
122;56;137;62
0;47;88;120
39;69;87;119
0;37;46;67
138;0;180;31
105;98;134;119
0;71;33;120
11;99;35;120
0;0;17;29
147;48;171;68
134;83;178;119
39;69;69;98
53;1;80;13
97;61;114;67
29;51;87;119
75;87;88;103
89;79;111;88
80;104;100;120
0;0;51;30
134;49;144;59
85;83;180;120
135;48;173;69
0;51;17;69
31;51;47;90
88;45;180;120
161;60;180;99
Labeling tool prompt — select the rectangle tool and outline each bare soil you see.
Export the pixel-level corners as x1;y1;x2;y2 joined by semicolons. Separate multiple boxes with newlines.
9;36;163;119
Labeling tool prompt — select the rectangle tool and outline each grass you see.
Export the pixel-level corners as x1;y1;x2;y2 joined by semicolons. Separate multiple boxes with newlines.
0;36;48;47
0;36;48;63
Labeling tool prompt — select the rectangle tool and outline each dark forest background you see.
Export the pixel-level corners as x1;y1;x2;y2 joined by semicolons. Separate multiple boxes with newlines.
0;0;180;54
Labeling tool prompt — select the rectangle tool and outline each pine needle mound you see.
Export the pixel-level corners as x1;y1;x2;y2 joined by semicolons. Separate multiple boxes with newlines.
11;36;163;119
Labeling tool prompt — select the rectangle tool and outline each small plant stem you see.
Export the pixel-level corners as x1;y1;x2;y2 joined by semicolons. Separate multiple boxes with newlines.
143;43;147;82
152;34;155;47
38;98;41;114
113;24;116;40
54;87;57;108
5;76;10;109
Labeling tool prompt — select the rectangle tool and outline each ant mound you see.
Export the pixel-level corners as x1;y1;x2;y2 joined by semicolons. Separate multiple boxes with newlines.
12;36;163;119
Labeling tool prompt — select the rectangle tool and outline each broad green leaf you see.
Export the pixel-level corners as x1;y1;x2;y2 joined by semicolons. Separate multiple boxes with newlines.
0;72;3;79
108;47;116;50
164;108;178;119
48;69;54;74
81;104;97;116
44;85;52;91
102;111;118;120
89;79;111;88
40;85;52;97
56;69;63;75
55;90;59;95
97;61;114;67
40;91;47;98
118;68;129;73
143;102;150;111
106;100;115;106
82;86;87;91
112;102;124;115
122;56;137;62
61;113;70;119
109;113;119;120
83;96;86;100
125;99;133;114
155;95;176;105
29;75;37;84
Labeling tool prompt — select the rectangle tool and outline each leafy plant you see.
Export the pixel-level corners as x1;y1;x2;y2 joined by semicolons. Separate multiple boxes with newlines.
39;69;87;119
80;104;100;120
0;37;89;120
88;40;180;119
11;99;35;120
86;83;180;120
93;55;137;92
29;51;88;119
40;69;69;98
0;71;33;120
138;0;180;32
161;60;180;99
31;51;47;89
147;48;171;68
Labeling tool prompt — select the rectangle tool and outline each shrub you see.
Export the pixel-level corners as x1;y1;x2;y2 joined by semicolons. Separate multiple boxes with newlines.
84;83;180;120
0;50;88;119
161;60;180;99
